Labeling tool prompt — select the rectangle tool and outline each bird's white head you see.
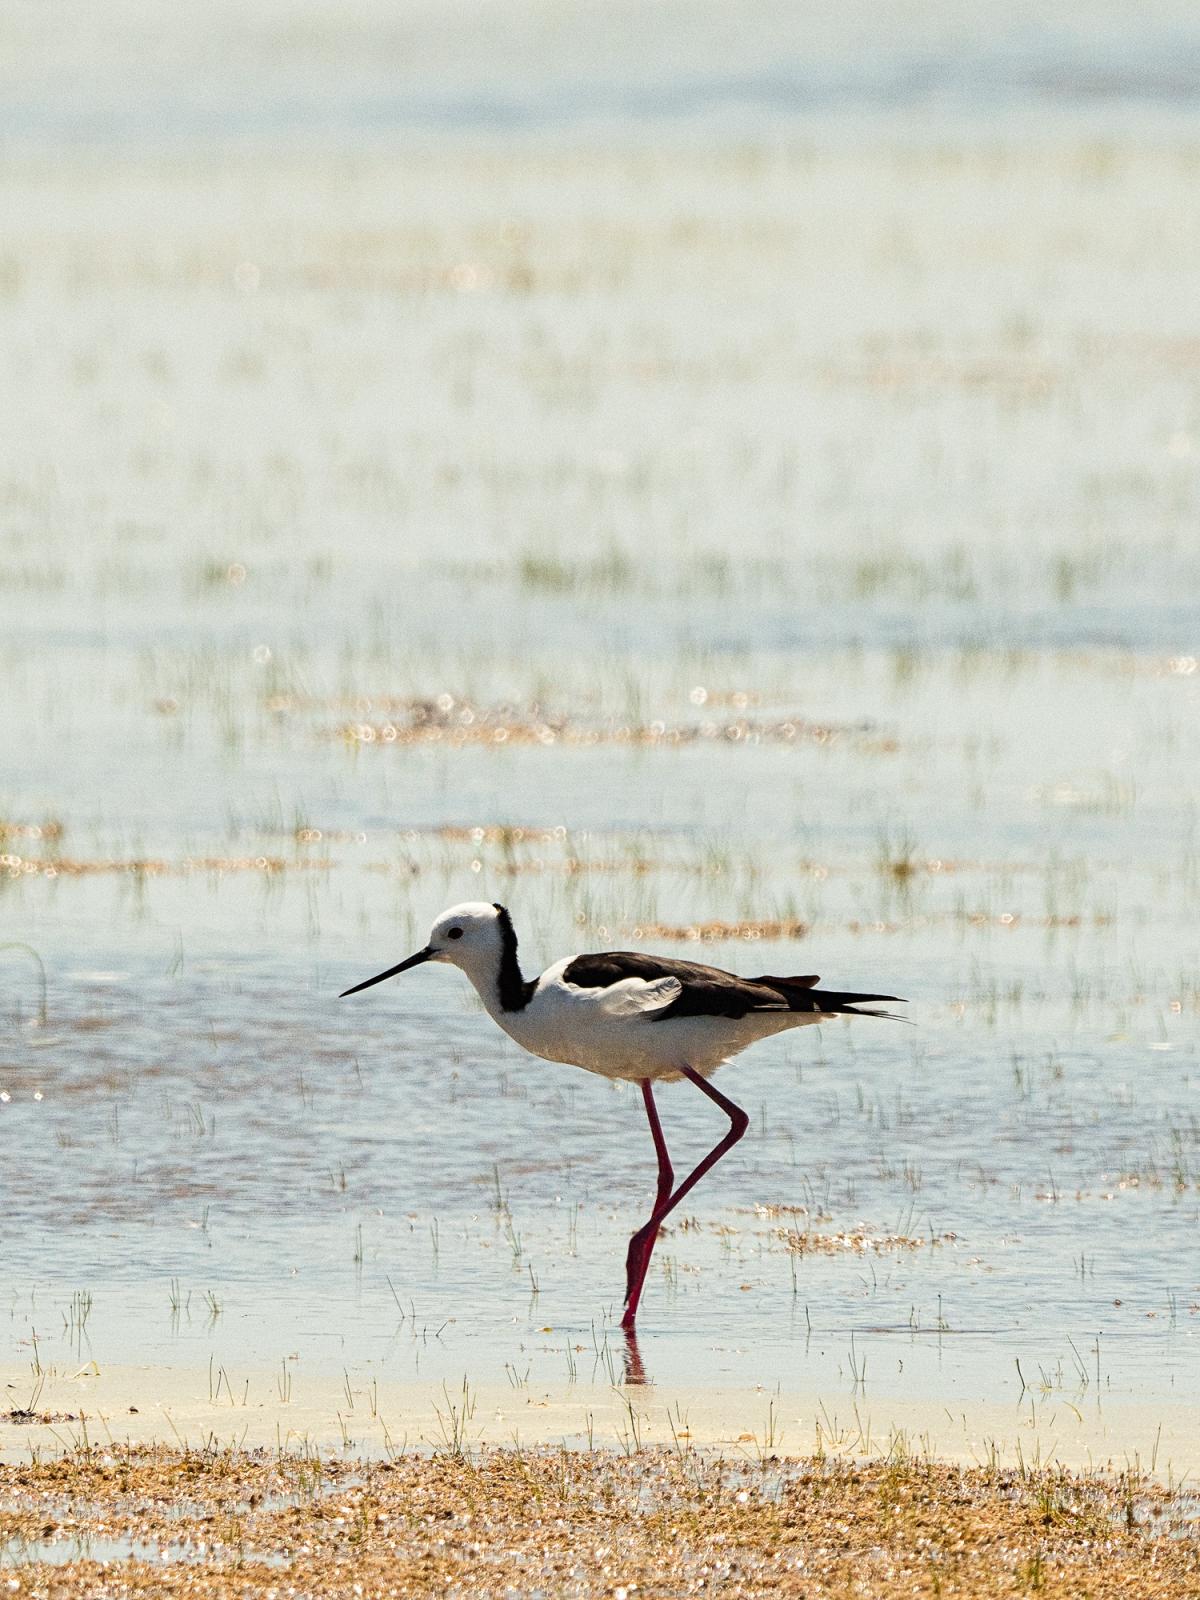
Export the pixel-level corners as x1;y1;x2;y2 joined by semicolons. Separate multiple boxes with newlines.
425;901;508;970
340;901;513;997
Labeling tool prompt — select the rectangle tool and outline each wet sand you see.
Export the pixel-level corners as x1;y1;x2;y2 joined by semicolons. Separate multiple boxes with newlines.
4;1359;1198;1484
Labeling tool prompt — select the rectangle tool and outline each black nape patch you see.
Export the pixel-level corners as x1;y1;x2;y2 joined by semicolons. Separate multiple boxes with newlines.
493;904;537;1012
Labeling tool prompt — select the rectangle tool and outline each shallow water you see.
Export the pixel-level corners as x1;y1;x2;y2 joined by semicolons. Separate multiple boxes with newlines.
2;0;1199;1443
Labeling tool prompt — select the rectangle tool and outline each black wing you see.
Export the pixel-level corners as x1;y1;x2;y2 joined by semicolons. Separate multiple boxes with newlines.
560;951;903;1021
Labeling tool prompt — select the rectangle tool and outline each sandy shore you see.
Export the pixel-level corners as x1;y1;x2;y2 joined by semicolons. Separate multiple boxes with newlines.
4;1358;1196;1482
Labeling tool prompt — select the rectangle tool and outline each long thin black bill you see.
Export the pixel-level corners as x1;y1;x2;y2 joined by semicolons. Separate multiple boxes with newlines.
340;947;432;997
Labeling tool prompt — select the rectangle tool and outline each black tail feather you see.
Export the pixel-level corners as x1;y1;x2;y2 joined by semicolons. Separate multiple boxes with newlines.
782;985;906;1019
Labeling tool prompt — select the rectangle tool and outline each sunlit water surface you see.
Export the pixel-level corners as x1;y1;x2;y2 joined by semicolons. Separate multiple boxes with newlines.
2;0;1199;1432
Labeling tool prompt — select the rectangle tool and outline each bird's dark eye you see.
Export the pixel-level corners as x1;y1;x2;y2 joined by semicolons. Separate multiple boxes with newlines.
448;927;464;939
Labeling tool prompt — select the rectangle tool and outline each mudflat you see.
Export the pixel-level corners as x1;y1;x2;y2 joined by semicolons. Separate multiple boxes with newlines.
2;1442;1199;1597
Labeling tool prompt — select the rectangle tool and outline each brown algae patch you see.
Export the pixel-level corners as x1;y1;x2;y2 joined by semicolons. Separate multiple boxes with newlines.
776;1228;957;1256
324;695;885;752
0;1444;1197;1596
737;1207;957;1256
0;856;332;880
0;821;64;844
633;919;811;943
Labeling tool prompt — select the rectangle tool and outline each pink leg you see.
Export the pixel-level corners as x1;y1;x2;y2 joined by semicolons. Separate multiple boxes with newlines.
644;1079;675;1207
621;1068;749;1330
623;1082;675;1310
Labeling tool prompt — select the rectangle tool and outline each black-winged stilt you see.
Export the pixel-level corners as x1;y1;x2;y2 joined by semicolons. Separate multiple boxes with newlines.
342;902;905;1329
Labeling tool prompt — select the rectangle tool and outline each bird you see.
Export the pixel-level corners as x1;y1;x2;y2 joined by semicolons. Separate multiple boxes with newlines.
341;901;904;1329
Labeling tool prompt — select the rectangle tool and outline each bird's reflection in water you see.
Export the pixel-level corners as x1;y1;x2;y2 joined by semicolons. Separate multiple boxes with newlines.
622;1326;650;1385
